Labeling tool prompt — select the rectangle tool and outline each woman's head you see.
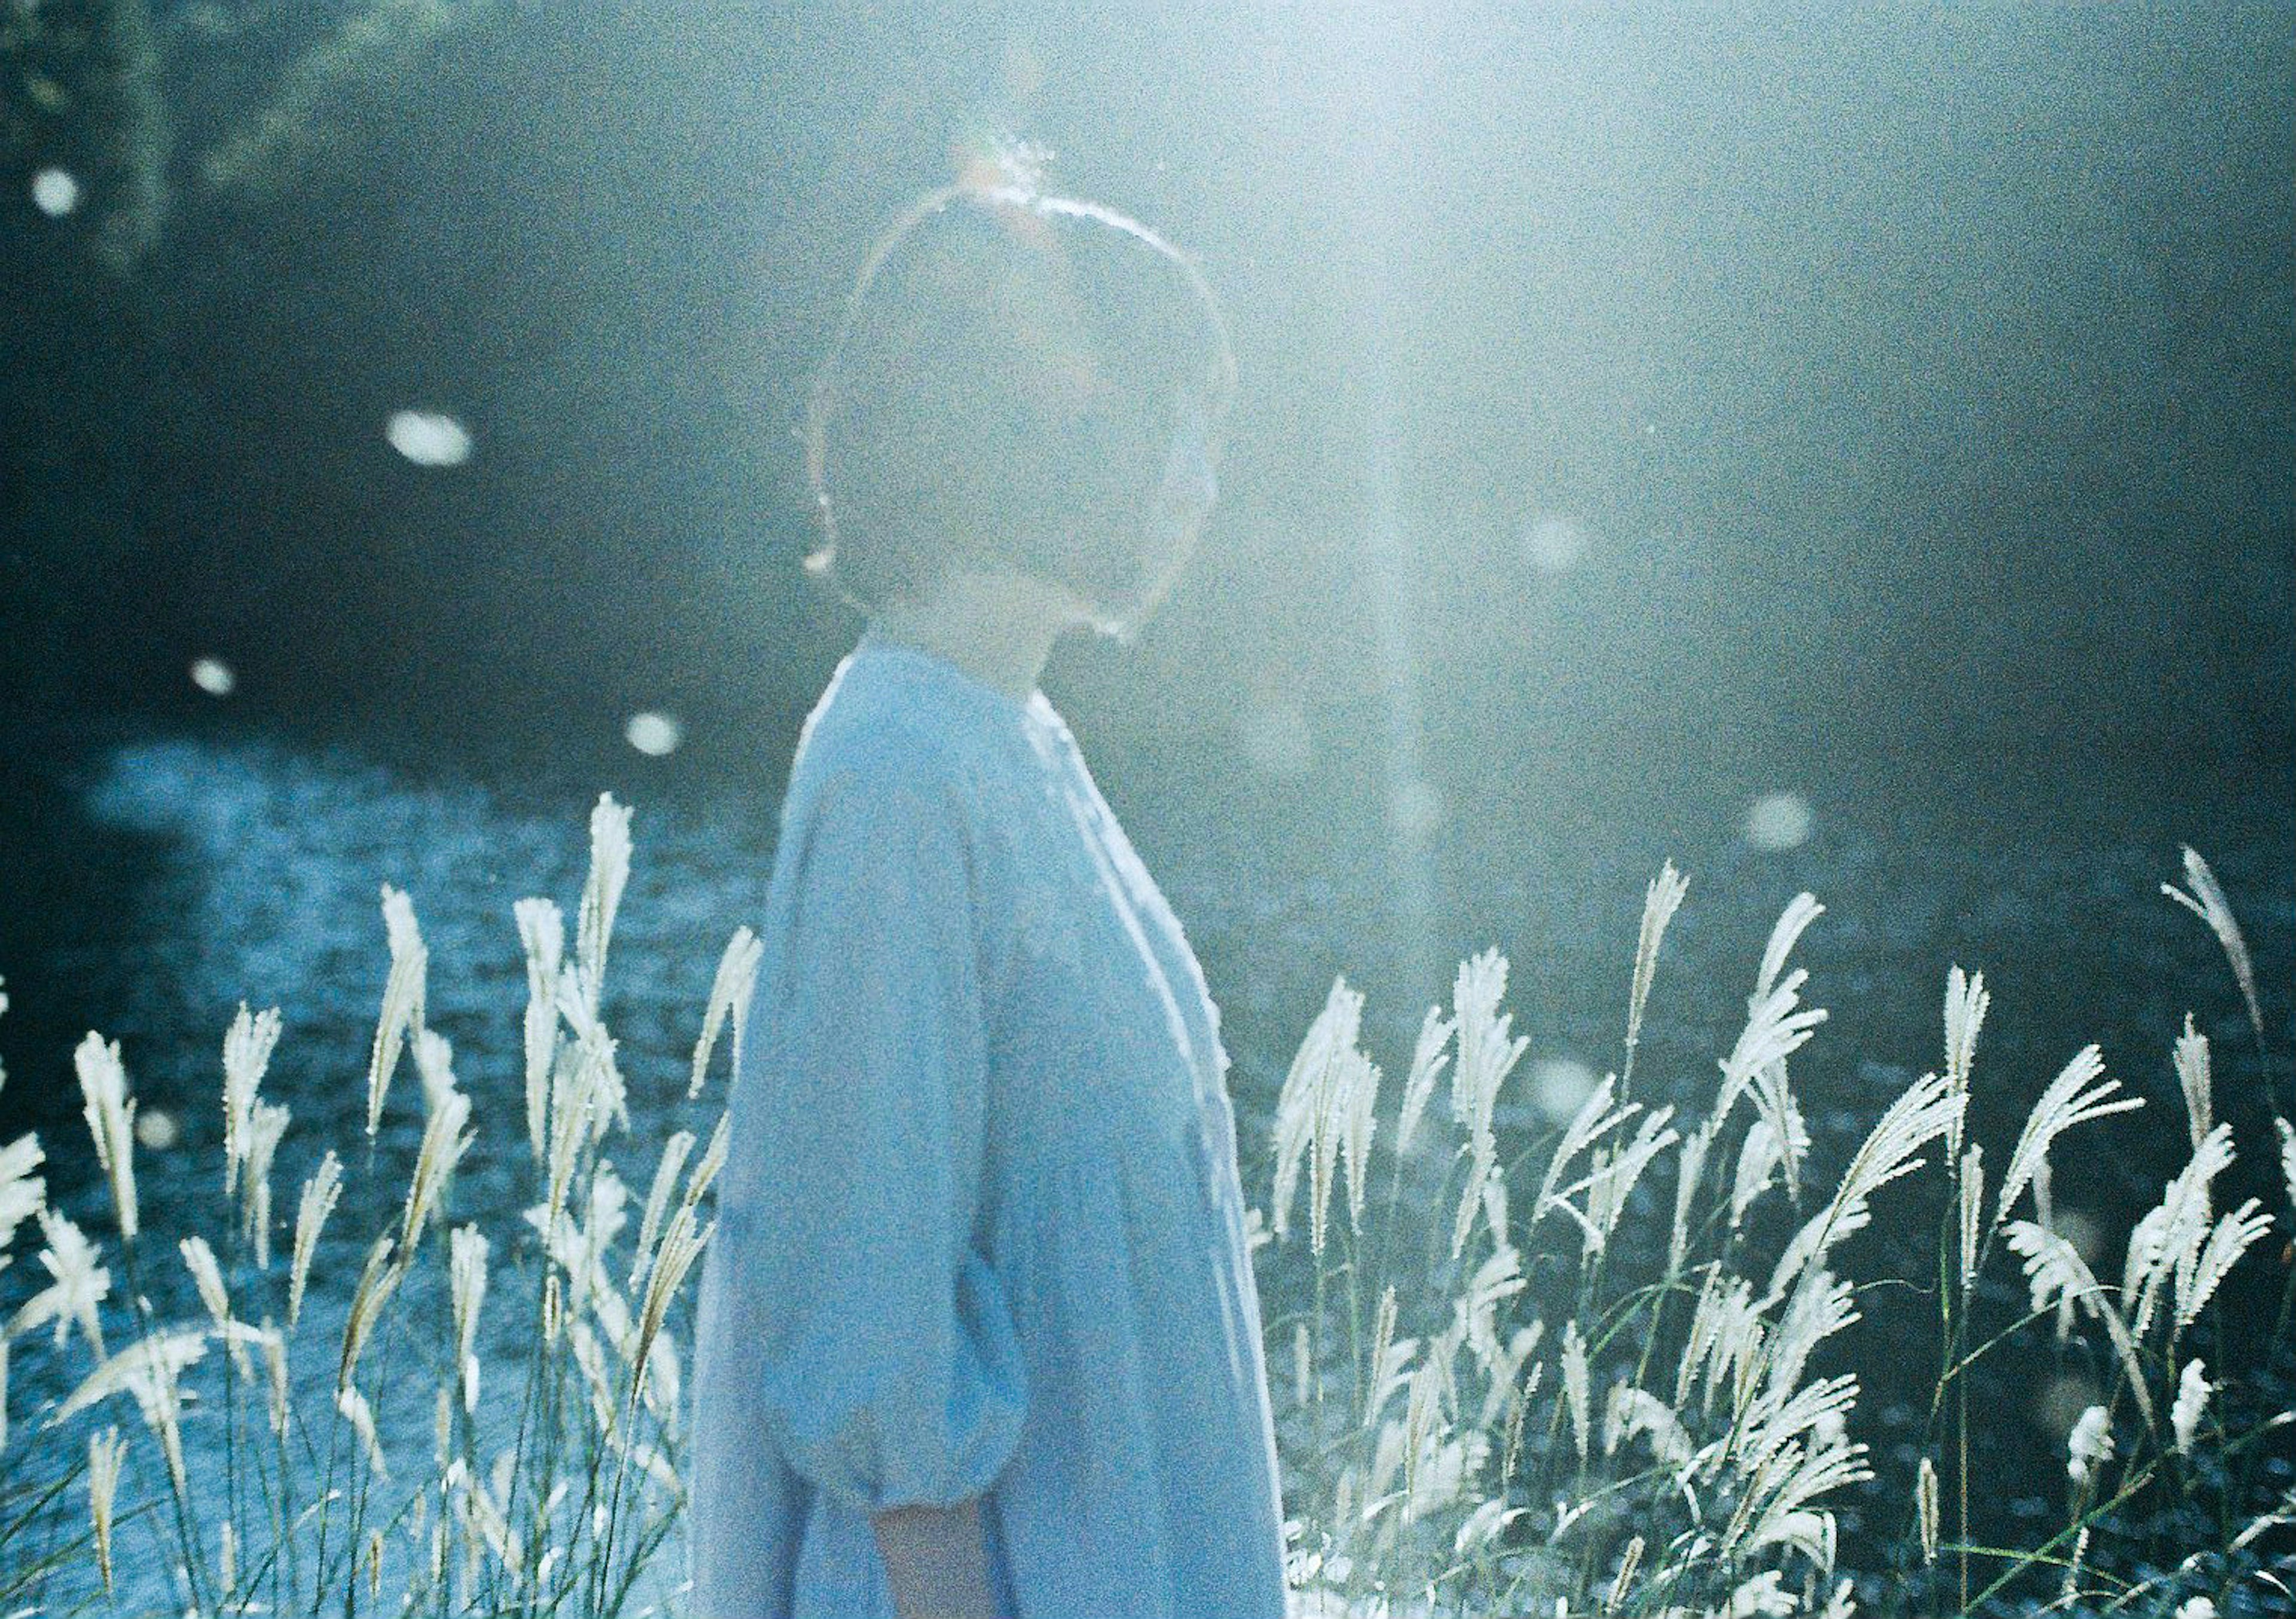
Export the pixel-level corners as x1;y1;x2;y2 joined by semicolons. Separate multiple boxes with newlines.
801;171;1236;637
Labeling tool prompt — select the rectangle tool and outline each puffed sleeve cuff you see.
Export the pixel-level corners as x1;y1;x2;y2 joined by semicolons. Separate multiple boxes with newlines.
755;1242;1030;1516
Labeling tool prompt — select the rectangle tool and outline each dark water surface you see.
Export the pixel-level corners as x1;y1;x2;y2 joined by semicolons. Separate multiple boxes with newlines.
2;721;2289;1614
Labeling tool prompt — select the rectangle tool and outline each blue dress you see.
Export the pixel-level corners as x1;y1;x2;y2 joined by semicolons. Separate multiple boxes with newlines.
688;632;1288;1618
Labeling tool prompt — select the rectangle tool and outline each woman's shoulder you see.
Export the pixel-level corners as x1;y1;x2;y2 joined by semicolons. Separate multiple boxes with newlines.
780;656;1009;830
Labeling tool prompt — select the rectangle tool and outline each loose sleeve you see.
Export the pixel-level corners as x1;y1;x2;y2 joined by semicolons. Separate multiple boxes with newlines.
732;749;1028;1515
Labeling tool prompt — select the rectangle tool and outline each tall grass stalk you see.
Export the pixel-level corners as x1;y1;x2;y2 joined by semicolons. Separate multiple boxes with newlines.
1263;848;2291;1618
0;792;755;1617
2;807;2287;1618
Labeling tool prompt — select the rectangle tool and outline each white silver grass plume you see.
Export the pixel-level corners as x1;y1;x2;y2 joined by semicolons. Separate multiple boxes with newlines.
1723;894;1827;1200
49;1324;208;1507
367;883;429;1138
1726;1431;1871;1562
1455;1242;1527;1376
543;994;617;1226
1917;1455;1940;1565
1755;893;1825;1005
1625;862;1690;1092
633;1201;710;1406
1449;1132;1502;1263
2279;1117;2296;1214
290;1148;343;1329
1943;966;1988;1159
242;1098;291;1267
1732;1113;1805;1229
2179;1198;2271;1333
2067;1403;2113;1487
0;1128;45;1264
1609;1534;1647;1611
1561;1318;1590;1460
1668;1123;1712;1275
1958;1144;1984;1291
74;1032;138;1240
554;963;631;1140
1340;1044;1382;1238
1270;976;1360;1244
339;1381;389;1479
691;925;765;1099
1580;1105;1680;1258
88;1426;126;1592
1533;1072;1635;1232
2173;1357;2213;1455
221;1001;283;1199
686;1109;731;1212
631;1129;697;1297
261;1316;289;1438
10;1206;110;1355
450;1223;488;1413
340;1233;403;1391
1363;1283;1400;1425
1479;1321;1541;1430
1393;1001;1456;1156
411;1025;459;1110
401;1080;475;1250
1680;1270;1763;1416
1716;965;1827;1204
179;1234;238;1369
575;792;634;1021
1766;1070;1961;1308
1755;1273;1860;1416
2004;1219;2153;1425
516;895;566;1163
1604;1382;1695;1471
2127;1120;2235;1340
1994;1044;2141;1232
2173;1014;2212;1153
1449;948;1529;1149
2161;845;2264;1053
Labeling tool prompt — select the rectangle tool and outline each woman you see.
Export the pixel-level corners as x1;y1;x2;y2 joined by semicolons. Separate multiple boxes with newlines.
688;163;1288;1618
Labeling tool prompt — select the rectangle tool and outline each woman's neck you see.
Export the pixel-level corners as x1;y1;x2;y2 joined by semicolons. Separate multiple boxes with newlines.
864;566;1084;705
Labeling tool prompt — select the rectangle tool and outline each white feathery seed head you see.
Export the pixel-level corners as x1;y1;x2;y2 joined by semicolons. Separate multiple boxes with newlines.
2067;1403;2113;1487
291;1148;344;1330
2161;846;2263;1052
1995;1045;2140;1233
74;1033;139;1240
367;884;429;1138
1625;862;1690;1074
575;793;634;1019
221;1001;283;1198
2173;1357;2213;1455
1393;1001;1457;1157
690;925;765;1099
2172;1014;2212;1153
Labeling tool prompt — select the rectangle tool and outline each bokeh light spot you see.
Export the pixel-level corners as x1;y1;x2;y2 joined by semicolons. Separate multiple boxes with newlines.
386;410;472;467
30;167;80;216
1529;1056;1599;1125
1522;514;1587;575
1239;695;1314;778
626;711;682;756
2036;1371;2103;1444
1743;791;1815;851
190;656;236;697
1387;775;1444;839
2052;1207;2105;1267
134;1106;179;1150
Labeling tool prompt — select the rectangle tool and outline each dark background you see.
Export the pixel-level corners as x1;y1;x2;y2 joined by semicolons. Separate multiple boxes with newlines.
5;1;2289;799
